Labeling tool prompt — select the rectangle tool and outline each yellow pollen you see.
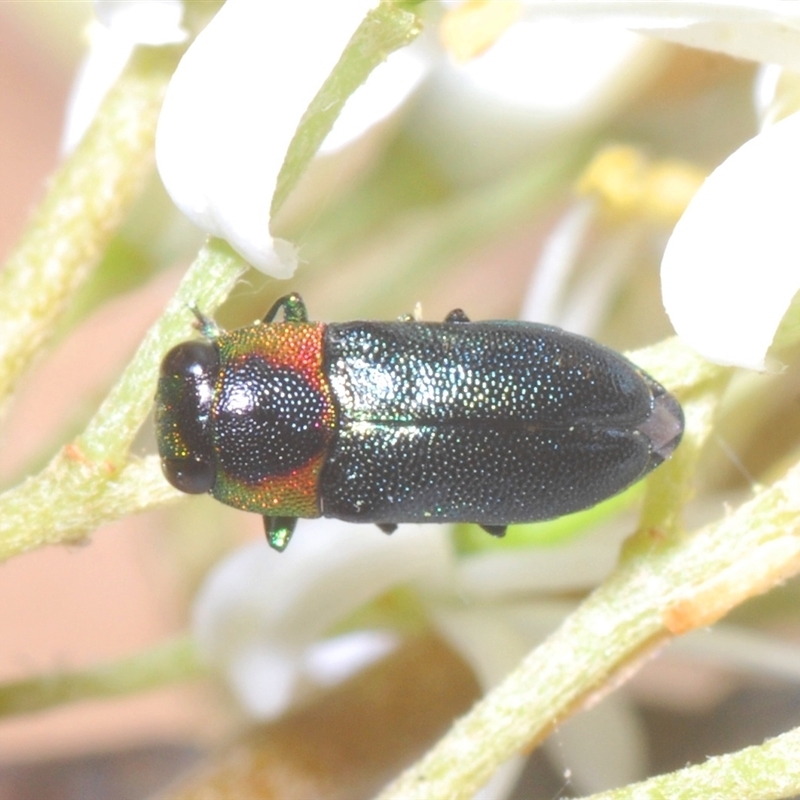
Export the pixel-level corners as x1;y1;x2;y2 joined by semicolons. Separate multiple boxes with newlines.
576;145;707;224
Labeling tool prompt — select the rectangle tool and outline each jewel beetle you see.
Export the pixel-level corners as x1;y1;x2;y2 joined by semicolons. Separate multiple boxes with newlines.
155;294;683;551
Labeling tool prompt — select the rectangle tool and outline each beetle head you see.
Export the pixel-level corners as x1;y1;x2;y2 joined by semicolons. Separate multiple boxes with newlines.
155;340;219;494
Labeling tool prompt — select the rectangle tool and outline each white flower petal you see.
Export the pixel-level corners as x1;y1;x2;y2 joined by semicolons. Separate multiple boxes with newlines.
754;63;783;127
418;21;659;181
458;21;649;116
320;47;427;155
753;65;800;129
62;23;135;153
521;200;596;327
303;630;399;686
520;2;800;70
94;0;187;45
64;1;187;153
523;201;643;337
661;111;800;370
456;520;632;599
193;523;453;717
556;224;642;337
632;8;800;70
156;0;375;276
227;643;299;719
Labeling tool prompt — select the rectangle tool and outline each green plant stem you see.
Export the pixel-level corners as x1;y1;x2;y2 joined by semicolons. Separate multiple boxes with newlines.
378;454;800;799
77;240;246;463
272;2;421;216
577;725;800;800
0;634;204;718
0;241;247;560
0;455;177;556
0;46;183;412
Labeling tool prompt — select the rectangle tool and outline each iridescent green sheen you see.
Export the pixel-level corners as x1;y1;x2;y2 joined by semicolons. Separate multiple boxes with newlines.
319;320;682;526
155;295;684;552
208;320;335;519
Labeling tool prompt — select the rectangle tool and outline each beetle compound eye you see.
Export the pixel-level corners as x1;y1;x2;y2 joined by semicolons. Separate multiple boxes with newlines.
160;339;218;379
162;457;215;494
155;340;220;494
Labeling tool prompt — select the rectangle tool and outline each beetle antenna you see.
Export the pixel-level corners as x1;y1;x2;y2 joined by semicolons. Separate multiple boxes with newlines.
188;304;222;338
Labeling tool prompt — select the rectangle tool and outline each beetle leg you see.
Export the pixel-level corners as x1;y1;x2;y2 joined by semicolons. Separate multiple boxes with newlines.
263;293;309;324
377;523;397;535
264;516;298;551
480;524;507;537
445;308;470;323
